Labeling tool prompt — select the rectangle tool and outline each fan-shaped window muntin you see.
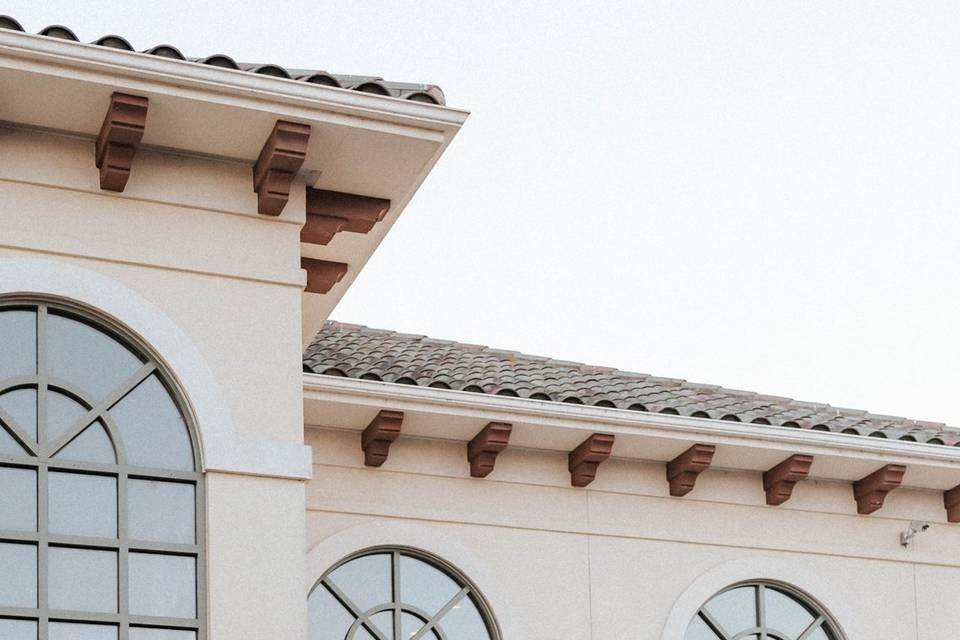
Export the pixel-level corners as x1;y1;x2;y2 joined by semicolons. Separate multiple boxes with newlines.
309;547;500;640
686;581;843;640
0;301;204;640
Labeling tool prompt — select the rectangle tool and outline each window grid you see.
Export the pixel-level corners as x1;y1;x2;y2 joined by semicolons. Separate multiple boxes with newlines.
0;301;205;640
310;547;501;640
689;581;842;640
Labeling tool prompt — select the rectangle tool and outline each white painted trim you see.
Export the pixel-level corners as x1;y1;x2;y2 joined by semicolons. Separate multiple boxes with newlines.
306;520;529;639
303;374;960;467
0;29;469;133
660;556;862;639
0;256;311;479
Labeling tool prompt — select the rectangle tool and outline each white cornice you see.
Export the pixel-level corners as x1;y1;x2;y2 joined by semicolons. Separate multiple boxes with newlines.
303;373;960;469
0;29;469;132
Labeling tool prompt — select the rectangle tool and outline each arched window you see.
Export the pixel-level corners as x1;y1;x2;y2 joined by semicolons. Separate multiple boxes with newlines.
0;300;204;640
308;547;499;640
686;581;842;640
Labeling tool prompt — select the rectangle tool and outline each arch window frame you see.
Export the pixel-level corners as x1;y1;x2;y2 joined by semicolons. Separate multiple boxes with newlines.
687;580;845;640
309;545;502;640
0;298;206;640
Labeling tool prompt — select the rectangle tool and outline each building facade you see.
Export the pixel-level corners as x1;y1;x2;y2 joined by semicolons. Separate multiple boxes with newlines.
0;18;958;640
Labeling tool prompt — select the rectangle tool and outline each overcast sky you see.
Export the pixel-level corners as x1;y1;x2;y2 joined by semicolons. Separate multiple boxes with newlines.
8;2;960;426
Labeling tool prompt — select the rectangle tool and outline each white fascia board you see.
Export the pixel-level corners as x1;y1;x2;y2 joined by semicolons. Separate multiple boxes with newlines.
303;373;960;471
0;29;468;135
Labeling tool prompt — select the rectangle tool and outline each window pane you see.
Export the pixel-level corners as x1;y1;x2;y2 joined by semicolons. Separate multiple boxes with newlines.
326;553;391;614
129;629;197;640
48;547;117;613
0;426;26;455
47;392;90;444
369;611;393;639
48;472;117;538
129;553;196;618
308;584;355;640
765;587;815;637
47;314;141;402
400;555;460;616
685;615;721;640
0;466;36;531
54;422;116;465
703;586;756;634
0;310;36;381
0;618;36;640
402;612;427;638
0;542;36;607
807;625;833;640
128;479;195;544
0;389;37;440
435;595;490;640
49;622;117;640
130;627;197;640
110;376;193;471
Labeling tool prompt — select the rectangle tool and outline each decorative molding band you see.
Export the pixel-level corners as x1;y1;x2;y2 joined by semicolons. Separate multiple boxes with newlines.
301;257;348;294
467;421;512;478
666;444;715;497
568;433;614;487
853;464;905;515
253;120;311;216
763;454;814;506
361;410;403;467
944;484;960;523
301;188;391;245
95;92;148;192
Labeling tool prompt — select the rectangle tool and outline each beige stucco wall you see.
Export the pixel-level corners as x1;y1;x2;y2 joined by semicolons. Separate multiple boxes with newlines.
306;426;960;639
0;125;309;639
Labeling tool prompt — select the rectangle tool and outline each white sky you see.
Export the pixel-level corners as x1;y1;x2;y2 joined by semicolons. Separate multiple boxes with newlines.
7;2;960;426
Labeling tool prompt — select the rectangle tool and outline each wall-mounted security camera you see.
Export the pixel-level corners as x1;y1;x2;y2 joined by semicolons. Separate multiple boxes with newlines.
900;520;930;547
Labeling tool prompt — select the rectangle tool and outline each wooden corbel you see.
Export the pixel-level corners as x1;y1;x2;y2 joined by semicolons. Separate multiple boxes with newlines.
96;93;148;192
666;444;715;497
253;121;311;216
301;258;348;294
467;422;512;478
568;433;614;487
361;410;403;467
853;464;905;515
763;455;813;506
301;188;392;245
945;485;960;523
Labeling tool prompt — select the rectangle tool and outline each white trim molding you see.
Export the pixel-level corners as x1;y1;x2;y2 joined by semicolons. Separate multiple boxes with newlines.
660;556;863;640
306;520;530;639
0;256;311;479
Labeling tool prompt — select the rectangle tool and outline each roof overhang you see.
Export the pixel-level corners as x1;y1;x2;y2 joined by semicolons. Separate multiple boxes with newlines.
0;29;468;338
303;373;960;494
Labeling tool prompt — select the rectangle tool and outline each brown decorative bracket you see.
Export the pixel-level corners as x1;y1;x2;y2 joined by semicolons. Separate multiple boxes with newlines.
96;93;148;192
467;422;512;478
568;433;614;487
853;464;905;515
361;410;403;467
666;444;715;497
253;121;311;216
301;258;347;294
301;188;392;245
945;485;960;523
763;454;813;506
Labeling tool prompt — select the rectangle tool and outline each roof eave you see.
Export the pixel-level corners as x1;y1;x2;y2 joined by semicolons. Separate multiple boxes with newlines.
303;372;960;492
0;28;469;135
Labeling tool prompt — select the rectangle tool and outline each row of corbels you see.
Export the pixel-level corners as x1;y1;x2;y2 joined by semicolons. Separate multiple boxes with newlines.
359;410;960;522
96;94;390;295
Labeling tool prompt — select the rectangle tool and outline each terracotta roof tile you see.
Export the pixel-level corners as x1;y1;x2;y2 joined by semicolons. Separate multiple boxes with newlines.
0;16;446;105
304;321;960;446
